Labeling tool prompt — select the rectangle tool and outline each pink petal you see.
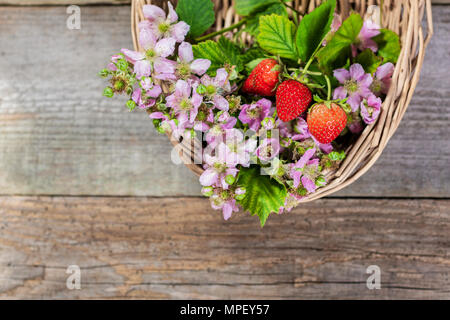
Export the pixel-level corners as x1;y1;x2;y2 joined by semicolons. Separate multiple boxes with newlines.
149;112;167;120
134;60;152;79
333;86;348;100
333;68;350;83
178;42;194;63
121;49;144;63
155;37;176;58
347;94;362;112
154;58;176;75
376;62;394;80
222;203;233;220
214;68;228;87
214;95;229;111
138;20;151;30
167;2;178;23
139;28;157;50
170;21;190;42
146;85;162;98
199;168;218;186
143;5;166;21
301;176;316;193
174;79;191;97
349;63;365;81
190;59;211;75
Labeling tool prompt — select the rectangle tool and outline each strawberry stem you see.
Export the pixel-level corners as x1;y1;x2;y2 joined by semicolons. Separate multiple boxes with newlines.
195;19;248;42
324;75;331;101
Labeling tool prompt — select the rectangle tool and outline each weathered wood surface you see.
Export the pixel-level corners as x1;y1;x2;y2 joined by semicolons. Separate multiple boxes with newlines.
0;5;448;198
0;196;448;299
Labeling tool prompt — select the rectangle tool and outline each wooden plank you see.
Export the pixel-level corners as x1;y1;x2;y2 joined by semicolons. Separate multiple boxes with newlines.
0;196;448;299
0;6;448;197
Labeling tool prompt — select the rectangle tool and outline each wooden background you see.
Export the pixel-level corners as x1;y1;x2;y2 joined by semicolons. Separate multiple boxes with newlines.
0;1;448;299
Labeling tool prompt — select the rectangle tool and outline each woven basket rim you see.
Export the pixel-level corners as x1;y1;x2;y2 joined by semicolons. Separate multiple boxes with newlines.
131;0;433;202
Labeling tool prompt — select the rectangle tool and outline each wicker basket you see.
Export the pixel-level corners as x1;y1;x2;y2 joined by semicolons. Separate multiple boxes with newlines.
131;0;433;202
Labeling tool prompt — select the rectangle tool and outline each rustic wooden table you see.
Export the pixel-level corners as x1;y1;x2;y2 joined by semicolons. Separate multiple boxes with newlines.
0;1;448;299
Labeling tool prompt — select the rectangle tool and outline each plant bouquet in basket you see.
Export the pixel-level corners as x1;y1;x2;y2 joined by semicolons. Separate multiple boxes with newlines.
100;0;401;226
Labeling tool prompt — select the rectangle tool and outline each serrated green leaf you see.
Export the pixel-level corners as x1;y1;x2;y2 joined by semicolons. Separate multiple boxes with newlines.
237;166;287;227
217;36;244;72
176;0;215;38
316;13;363;74
355;49;382;74
235;0;281;16
257;14;298;61
373;29;401;63
243;3;288;37
296;0;336;62
192;37;243;75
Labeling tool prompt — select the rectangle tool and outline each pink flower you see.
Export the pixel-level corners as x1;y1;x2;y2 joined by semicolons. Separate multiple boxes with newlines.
210;195;239;220
289;148;318;193
200;69;232;111
132;88;156;109
140;2;190;42
140;77;162;98
371;62;394;96
200;143;239;190
121;28;176;79
238;98;272;131
166;79;203;123
176;42;211;79
353;20;381;56
222;129;257;167
333;63;373;112
205;111;237;148
360;93;382;124
255;138;280;162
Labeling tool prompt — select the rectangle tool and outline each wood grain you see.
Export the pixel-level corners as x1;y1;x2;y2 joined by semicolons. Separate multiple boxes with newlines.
0;196;448;299
0;5;449;197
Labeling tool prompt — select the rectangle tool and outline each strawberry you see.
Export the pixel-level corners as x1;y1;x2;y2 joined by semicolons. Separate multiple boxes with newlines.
307;102;347;144
276;80;312;122
242;59;281;96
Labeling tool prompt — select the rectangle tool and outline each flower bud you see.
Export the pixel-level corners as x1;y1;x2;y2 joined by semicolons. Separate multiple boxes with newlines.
126;100;136;111
201;186;214;197
261;117;275;130
225;175;236;185
98;68;110;78
196;84;207;95
315;176;327;187
103;87;114;98
235;193;246;201
116;59;128;71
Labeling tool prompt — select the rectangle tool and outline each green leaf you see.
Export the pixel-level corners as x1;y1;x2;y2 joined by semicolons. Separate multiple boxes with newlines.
316;13;363;74
355;49;382;74
296;0;336;62
176;0;215;38
217;36;244;72
192;37;243;75
235;0;280;16
373;29;401;63
257;14;298;61
237;166;287;227
243;3;288;37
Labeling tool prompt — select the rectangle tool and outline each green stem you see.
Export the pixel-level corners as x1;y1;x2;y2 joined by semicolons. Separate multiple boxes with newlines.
324;75;331;101
195;18;247;42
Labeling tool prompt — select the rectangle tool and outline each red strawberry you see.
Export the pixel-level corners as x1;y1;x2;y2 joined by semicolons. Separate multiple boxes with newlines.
276;80;312;122
307;102;347;144
242;59;281;96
